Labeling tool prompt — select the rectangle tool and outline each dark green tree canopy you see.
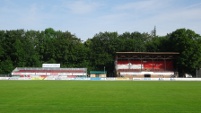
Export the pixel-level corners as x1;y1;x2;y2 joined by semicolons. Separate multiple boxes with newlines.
0;28;201;77
167;28;201;76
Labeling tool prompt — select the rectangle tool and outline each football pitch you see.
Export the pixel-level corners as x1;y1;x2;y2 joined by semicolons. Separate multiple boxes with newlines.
0;81;201;113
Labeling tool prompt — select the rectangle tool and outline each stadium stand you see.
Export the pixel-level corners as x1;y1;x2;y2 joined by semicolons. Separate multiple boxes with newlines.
11;67;87;79
115;52;179;78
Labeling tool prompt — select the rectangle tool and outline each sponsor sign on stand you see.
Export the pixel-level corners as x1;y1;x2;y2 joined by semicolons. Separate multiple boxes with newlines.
170;78;175;81
131;64;142;69
133;78;143;81
74;78;90;80
59;73;87;76
18;77;31;80
9;77;19;80
144;78;151;80
90;77;101;81
31;77;44;80
100;78;107;80
0;77;9;80
150;78;160;81
66;78;75;80
3;76;201;81
44;77;56;80
116;77;130;80
42;64;60;68
106;78;116;80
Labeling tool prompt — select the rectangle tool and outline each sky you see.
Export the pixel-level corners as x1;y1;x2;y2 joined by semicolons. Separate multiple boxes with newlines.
0;0;201;41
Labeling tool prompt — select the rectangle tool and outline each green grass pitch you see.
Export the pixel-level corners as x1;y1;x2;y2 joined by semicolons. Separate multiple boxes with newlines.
0;80;201;113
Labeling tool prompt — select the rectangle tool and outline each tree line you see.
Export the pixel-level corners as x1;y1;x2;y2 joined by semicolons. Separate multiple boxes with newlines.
0;28;201;77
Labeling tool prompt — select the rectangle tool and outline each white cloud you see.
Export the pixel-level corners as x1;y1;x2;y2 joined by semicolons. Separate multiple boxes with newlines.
145;2;201;25
106;0;201;36
65;1;101;15
115;0;169;12
0;0;201;40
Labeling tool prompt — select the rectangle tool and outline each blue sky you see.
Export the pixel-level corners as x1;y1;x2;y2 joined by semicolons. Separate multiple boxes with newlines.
0;0;201;40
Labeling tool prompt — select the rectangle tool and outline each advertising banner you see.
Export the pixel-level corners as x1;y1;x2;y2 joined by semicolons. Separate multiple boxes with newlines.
90;77;101;80
42;64;60;68
116;77;130;80
0;77;9;80
106;78;116;80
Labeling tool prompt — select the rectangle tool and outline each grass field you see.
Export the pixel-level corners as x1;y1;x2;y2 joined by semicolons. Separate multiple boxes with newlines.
0;81;201;113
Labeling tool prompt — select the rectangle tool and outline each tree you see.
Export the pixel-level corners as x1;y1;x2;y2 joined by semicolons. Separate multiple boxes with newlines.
1;28;201;77
24;30;41;67
168;28;201;77
146;36;169;52
118;32;147;52
89;32;119;76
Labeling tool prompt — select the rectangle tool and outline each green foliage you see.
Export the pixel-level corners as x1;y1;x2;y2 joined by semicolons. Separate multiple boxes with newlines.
0;58;14;74
88;32;117;76
168;28;201;76
118;32;148;52
146;36;169;52
0;28;201;76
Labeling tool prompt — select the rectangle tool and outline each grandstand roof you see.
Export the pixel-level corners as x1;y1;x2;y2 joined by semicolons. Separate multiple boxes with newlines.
90;71;106;74
116;52;179;55
116;52;179;60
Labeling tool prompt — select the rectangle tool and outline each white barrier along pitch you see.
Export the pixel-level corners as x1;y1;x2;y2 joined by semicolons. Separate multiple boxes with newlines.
1;77;201;81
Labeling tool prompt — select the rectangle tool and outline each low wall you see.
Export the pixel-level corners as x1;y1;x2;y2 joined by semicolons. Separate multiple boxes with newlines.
1;77;201;81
